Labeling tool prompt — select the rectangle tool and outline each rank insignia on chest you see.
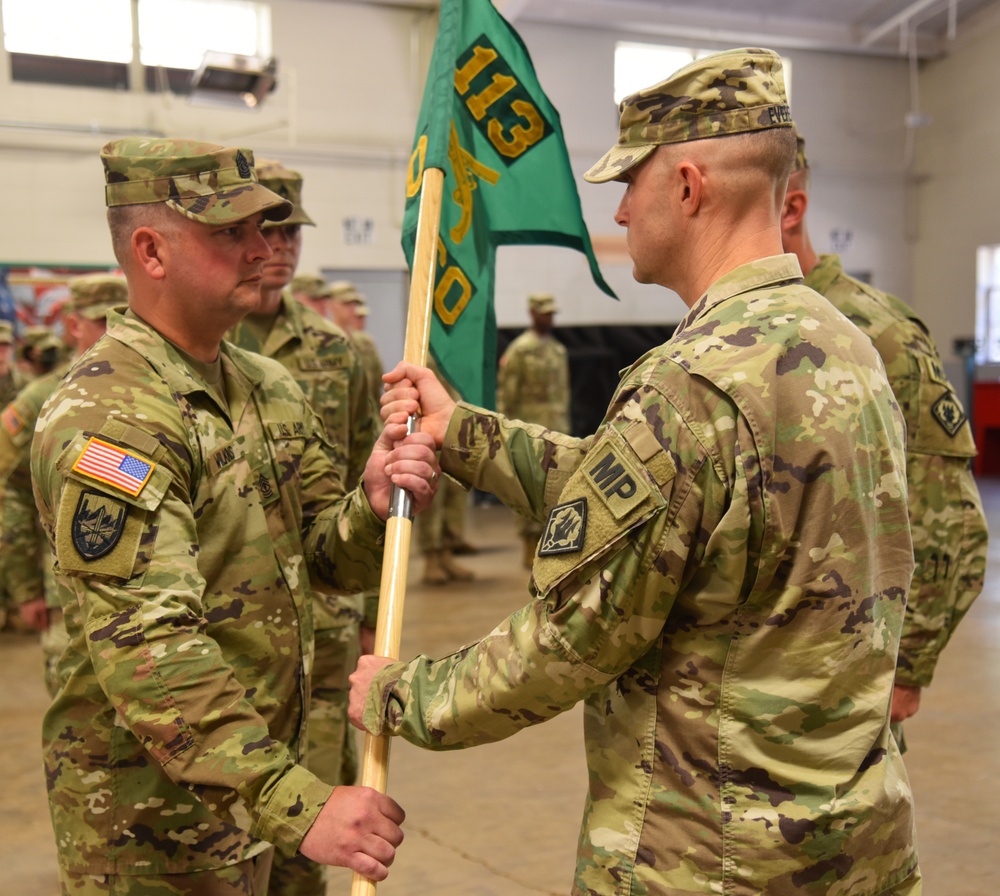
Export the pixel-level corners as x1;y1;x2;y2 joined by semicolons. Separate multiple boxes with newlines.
0;405;24;436
72;437;155;497
72;489;128;560
539;498;588;556
931;391;967;437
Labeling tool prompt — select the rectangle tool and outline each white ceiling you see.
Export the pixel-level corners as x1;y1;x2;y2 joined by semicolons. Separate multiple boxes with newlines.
342;0;1000;58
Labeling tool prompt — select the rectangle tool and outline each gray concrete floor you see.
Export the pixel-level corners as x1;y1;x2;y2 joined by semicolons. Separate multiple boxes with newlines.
3;480;998;895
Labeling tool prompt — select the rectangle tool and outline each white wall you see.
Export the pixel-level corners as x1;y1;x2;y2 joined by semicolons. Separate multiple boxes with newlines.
912;11;1000;370
0;0;917;342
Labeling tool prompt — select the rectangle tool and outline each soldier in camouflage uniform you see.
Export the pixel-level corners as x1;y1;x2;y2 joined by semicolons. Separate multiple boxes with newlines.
0;273;126;694
31;138;440;895
0;321;20;407
781;133;988;745
17;324;61;379
328;281;386;409
227;159;380;896
497;292;571;567
352;49;922;895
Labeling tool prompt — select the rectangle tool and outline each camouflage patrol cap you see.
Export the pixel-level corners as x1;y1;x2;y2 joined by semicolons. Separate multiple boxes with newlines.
584;47;793;184
528;292;558;314
64;273;128;320
0;321;12;344
794;132;809;172
255;158;316;227
20;325;61;354
328;280;362;303
101;138;292;224
290;273;330;300
352;295;370;317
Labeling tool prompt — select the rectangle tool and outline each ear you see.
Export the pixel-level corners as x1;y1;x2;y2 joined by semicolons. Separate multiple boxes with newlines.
781;187;809;235
62;312;82;344
676;159;704;217
131;226;168;281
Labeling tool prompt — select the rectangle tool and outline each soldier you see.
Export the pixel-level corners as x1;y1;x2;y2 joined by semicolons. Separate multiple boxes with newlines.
0;273;126;693
17;324;61;379
31;138;440;895
352;49;921;894
781;133;988;745
227;159;380;896
290;272;335;319
328;281;385;408
497;292;571;567
0;321;20;406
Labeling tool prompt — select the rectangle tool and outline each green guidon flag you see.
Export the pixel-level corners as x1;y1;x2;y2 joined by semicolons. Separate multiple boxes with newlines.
401;0;616;409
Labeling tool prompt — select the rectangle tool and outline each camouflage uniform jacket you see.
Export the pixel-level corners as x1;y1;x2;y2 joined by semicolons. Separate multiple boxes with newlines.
31;309;385;875
364;256;919;895
806;253;988;687
350;329;386;410
0;362;72;608
228;292;380;628
498;328;570;432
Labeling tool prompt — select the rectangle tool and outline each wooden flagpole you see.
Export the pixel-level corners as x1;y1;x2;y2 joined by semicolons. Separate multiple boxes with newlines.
350;166;445;896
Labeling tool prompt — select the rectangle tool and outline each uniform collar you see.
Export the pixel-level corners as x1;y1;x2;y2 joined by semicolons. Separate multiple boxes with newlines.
676;254;804;338
802;253;843;295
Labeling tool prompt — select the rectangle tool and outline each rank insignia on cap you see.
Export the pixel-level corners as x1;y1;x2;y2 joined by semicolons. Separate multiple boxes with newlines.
539;498;588;557
931;391;967;437
235;150;252;179
72;489;128;560
72;437;155;496
1;405;24;436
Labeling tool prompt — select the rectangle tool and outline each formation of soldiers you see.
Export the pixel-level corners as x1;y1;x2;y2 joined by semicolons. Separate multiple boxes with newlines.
0;42;987;896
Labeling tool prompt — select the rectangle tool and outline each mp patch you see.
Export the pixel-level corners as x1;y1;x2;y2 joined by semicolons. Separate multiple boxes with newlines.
72;489;128;560
539;498;587;557
931;391;967;437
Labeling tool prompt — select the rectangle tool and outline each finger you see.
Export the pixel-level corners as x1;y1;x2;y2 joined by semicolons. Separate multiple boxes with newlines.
348;851;390;882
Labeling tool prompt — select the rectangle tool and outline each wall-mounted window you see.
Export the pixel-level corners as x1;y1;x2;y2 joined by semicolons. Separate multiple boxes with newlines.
976;245;1000;364
614;41;792;105
1;0;271;93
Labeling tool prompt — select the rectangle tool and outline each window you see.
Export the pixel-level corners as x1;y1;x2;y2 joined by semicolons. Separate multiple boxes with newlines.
614;41;792;105
976;245;1000;364
2;0;271;92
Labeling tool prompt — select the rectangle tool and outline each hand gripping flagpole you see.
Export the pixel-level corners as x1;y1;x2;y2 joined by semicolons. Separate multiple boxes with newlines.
351;165;444;896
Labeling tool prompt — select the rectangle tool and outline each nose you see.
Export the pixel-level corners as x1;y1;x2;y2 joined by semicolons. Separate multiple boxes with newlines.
250;227;273;262
614;191;629;228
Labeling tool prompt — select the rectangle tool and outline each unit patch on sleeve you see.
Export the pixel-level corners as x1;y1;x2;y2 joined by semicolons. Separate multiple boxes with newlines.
931;391;967;437
71;437;155;496
0;404;24;437
72;489;129;560
539;498;588;557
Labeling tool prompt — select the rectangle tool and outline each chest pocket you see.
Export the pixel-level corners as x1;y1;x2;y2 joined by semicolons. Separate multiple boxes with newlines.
53;423;170;583
532;419;673;597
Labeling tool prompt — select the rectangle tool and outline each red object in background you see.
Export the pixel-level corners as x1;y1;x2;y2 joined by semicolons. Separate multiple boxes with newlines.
973;381;1000;476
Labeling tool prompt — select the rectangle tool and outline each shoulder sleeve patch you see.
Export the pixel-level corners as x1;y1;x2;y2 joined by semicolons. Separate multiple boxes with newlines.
1;404;24;438
71;488;129;560
539;498;588;556
931;391;967;437
71;437;155;497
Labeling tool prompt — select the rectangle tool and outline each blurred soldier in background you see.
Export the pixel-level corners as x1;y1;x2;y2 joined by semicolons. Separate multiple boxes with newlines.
497;292;570;567
328;281;385;409
0;273;125;690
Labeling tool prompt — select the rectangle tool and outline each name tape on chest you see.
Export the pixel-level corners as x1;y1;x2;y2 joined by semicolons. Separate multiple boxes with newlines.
71;437;155;497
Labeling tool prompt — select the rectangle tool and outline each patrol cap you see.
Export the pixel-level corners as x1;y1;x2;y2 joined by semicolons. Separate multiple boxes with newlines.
352;295;370;317
528;292;558;314
584;47;793;184
0;321;12;344
20;325;61;354
328;280;363;303
290;273;329;299
64;273;128;320
101;138;292;225
255;158;315;227
794;132;809;173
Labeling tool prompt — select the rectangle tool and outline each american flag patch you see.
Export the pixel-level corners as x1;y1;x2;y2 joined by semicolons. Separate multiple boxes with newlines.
71;437;155;497
0;405;23;436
